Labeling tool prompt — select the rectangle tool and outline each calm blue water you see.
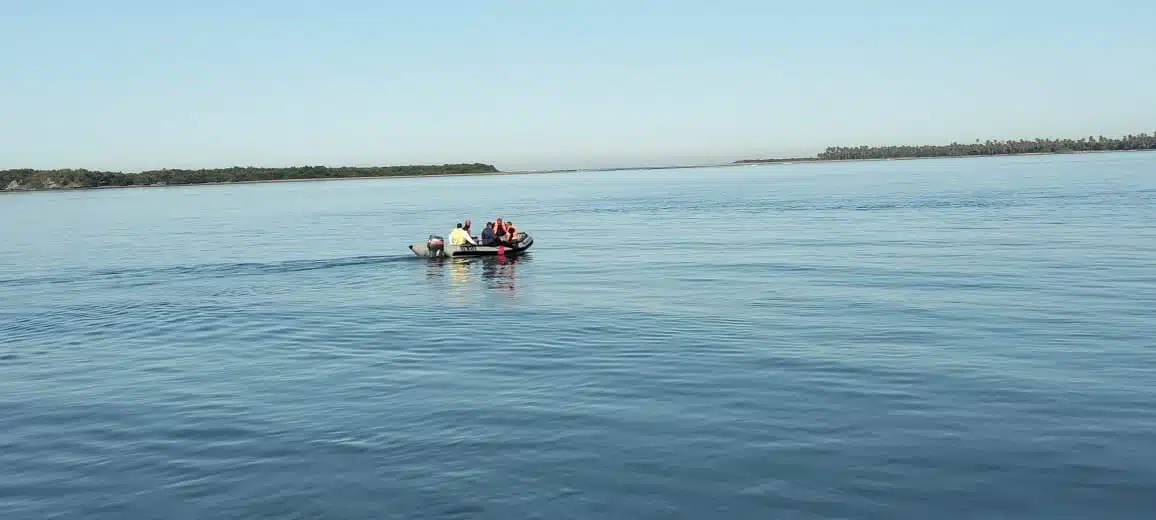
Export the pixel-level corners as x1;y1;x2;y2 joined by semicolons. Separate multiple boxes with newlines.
2;152;1155;519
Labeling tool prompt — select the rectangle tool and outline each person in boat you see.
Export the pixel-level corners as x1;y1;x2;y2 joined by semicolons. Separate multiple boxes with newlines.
449;222;477;246
502;221;518;245
493;217;507;242
463;219;473;239
480;221;496;246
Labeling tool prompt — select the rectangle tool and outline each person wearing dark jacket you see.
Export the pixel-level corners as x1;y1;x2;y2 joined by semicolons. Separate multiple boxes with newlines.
480;222;496;246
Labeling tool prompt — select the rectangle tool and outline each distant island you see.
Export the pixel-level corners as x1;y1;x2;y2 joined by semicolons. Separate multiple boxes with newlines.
1;163;498;192
735;132;1156;163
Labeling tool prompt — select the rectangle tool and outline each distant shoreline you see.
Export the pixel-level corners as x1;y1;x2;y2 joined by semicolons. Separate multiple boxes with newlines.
0;164;501;194
729;147;1156;166
511;147;1156;174
2;148;1151;195
64;169;556;191
4;134;1154;194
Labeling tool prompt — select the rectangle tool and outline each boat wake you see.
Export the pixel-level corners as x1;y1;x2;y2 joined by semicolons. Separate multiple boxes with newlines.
0;255;417;289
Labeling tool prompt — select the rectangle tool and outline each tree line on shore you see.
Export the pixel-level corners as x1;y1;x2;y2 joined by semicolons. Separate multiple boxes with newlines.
6;131;1156;192
1;163;499;192
736;132;1156;163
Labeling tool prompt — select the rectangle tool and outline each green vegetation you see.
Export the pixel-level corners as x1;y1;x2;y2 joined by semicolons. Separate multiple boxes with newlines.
736;132;1156;163
6;131;1156;193
815;132;1156;161
1;163;499;192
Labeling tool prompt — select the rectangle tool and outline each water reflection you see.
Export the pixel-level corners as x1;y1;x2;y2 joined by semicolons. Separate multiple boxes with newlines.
424;257;444;280
480;255;522;293
450;258;470;286
421;255;528;297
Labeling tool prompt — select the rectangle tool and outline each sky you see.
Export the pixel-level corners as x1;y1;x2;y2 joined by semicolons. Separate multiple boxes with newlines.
2;0;1155;171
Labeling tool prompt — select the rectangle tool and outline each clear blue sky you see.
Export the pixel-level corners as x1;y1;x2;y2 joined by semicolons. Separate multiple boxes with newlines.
2;0;1154;171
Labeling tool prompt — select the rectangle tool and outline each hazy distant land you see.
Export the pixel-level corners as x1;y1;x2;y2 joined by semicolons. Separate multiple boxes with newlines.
4;132;1155;193
734;132;1156;164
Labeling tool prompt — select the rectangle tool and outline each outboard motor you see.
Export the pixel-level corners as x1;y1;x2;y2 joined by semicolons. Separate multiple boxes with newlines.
426;235;445;257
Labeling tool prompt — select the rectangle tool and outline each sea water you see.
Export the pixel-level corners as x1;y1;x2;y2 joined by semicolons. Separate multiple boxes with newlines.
2;152;1154;519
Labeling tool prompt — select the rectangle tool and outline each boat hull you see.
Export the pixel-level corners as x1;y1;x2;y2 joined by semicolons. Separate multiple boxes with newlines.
409;232;534;258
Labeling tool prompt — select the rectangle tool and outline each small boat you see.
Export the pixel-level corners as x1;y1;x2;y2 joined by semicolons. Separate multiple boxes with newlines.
409;232;534;258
